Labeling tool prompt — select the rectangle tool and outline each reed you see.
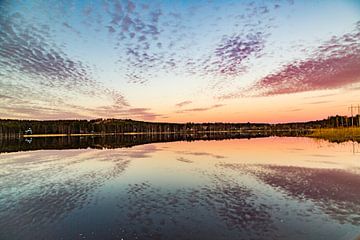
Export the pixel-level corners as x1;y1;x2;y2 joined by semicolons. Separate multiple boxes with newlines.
309;127;360;142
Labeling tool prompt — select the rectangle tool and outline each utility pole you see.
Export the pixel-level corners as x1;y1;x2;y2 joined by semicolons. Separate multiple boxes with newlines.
349;105;355;127
358;105;360;127
348;104;360;127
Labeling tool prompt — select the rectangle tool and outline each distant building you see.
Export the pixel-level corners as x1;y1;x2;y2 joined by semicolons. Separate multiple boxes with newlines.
24;128;32;135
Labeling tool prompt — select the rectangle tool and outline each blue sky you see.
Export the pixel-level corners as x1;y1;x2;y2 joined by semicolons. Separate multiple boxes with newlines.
0;0;359;122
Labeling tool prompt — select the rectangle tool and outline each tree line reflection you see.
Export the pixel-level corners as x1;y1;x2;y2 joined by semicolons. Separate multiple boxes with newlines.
0;132;277;153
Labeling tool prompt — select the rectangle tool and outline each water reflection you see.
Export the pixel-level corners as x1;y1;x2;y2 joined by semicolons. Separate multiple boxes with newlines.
221;164;360;225
0;131;302;154
0;146;156;239
0;137;359;240
117;177;277;240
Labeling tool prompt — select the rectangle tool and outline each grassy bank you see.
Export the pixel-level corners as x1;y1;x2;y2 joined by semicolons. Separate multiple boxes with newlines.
308;127;360;143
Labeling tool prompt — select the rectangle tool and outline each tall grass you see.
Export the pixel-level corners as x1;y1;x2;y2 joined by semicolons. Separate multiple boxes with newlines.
309;127;360;142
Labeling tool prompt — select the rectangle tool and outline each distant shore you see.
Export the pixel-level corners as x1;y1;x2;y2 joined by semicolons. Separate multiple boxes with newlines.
21;129;294;138
1;117;359;143
19;127;360;144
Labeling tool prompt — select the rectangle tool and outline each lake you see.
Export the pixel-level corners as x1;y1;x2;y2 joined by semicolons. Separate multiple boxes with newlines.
0;136;359;240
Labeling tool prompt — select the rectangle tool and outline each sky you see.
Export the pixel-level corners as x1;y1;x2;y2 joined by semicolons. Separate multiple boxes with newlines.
0;0;360;123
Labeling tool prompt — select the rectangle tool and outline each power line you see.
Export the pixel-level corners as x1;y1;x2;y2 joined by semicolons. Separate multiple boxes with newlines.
348;105;360;127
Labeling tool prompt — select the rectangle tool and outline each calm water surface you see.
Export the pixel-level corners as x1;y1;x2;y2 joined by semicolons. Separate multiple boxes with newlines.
0;137;359;240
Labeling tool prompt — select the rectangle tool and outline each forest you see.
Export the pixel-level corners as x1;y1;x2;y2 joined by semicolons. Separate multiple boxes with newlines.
0;115;359;139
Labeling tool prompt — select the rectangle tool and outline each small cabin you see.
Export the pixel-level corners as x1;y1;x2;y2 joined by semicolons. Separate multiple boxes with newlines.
24;128;32;135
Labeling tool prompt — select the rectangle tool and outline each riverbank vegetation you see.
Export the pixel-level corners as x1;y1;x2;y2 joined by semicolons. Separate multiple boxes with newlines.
1;115;359;141
308;127;360;143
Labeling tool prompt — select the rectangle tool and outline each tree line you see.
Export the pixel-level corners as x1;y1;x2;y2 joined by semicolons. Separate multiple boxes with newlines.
0;115;359;139
0;118;269;139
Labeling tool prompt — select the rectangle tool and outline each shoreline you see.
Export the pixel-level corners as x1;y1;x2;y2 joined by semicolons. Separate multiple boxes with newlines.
1;127;359;143
20;129;308;138
18;127;360;143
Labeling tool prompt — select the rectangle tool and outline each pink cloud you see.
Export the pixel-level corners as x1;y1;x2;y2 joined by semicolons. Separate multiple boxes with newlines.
175;104;224;114
250;23;360;96
175;100;192;108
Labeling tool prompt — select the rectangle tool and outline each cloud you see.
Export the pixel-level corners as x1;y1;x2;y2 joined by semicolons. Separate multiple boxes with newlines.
306;100;332;105
62;22;81;36
0;104;89;120
106;1;277;84
0;12;156;120
249;23;360;96
101;1;170;84
123;107;163;120
0;15;97;93
176;104;224;114
211;33;265;76
303;93;337;99
0;12;131;112
175;100;192;108
76;105;163;121
0;98;162;120
285;108;303;112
